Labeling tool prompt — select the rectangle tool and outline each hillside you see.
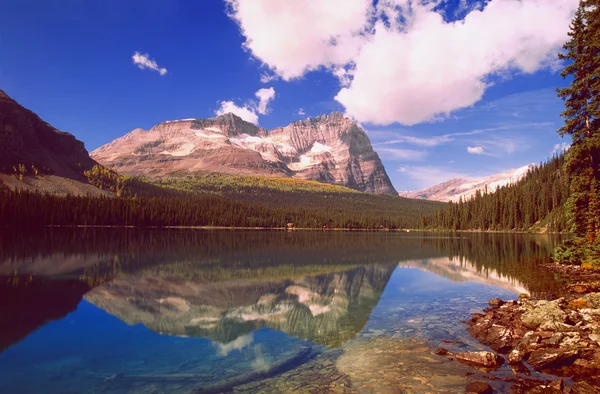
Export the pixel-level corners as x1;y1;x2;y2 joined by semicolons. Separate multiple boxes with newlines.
91;112;397;195
0;89;110;196
420;155;569;232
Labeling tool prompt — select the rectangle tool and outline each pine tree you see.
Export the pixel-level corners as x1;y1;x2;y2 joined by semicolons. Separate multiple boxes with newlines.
555;0;600;266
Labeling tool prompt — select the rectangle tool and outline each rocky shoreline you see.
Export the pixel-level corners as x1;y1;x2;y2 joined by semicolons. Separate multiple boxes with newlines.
437;263;600;393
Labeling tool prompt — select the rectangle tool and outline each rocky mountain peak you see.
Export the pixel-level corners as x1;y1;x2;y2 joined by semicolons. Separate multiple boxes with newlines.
92;112;397;195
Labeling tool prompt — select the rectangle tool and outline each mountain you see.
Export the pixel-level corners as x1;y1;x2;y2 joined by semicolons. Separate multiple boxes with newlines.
398;164;535;202
0;89;97;179
91;112;397;195
0;89;108;195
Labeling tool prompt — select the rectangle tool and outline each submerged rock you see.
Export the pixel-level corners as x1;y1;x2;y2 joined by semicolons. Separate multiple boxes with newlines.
455;351;504;370
465;380;493;394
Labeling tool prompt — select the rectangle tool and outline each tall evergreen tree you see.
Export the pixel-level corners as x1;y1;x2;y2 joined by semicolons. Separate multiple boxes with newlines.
555;0;600;266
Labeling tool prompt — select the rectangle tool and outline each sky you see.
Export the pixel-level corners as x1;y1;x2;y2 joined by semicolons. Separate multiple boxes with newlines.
0;0;577;191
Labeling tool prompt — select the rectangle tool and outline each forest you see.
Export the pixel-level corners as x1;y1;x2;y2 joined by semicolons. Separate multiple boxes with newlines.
0;174;440;229
420;154;570;232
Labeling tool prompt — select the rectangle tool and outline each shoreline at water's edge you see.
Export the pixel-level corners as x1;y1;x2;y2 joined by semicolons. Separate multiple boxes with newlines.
0;224;569;235
457;261;600;392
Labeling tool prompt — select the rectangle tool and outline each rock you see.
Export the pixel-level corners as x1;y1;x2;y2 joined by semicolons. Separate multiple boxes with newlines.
544;333;564;346
509;331;541;364
469;323;515;353
539;320;575;332
435;347;451;356
584;293;600;308
570;298;591;309
525;385;562;394
455;351;504;370
561;333;582;348
579;308;600;323
488;298;505;308
465;380;493;394
518;293;531;303
510;362;531;376
508;348;526;365
469;313;486;324
549;379;566;391
321;360;333;367
443;339;465;344
521;300;568;330
525;381;564;394
571;284;595;294
589;333;600;345
527;348;578;370
571;381;600;394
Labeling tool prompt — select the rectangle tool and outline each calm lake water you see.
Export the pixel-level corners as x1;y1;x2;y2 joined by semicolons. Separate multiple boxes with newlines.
0;230;564;393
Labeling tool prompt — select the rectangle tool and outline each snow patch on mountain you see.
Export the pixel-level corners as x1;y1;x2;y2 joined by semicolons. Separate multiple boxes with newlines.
399;164;535;202
91;112;398;195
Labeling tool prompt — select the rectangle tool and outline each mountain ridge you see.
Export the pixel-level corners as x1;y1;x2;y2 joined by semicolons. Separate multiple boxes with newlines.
0;89;97;179
399;164;535;202
0;89;111;196
91;112;397;195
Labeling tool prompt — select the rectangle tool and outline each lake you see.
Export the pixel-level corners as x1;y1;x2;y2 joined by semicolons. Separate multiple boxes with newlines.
0;229;565;393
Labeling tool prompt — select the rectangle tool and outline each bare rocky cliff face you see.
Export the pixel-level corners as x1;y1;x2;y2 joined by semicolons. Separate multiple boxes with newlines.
91;112;397;195
0;89;97;179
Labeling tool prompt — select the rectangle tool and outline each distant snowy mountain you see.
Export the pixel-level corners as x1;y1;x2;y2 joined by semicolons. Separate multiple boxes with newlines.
398;164;535;202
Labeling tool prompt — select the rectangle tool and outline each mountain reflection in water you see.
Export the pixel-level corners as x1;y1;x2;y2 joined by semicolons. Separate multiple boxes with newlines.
0;229;565;393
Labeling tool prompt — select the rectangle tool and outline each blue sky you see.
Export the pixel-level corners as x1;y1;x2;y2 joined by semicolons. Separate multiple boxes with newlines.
0;0;575;191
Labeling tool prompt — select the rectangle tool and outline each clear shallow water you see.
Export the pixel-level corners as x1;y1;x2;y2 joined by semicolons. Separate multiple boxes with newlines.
0;230;564;393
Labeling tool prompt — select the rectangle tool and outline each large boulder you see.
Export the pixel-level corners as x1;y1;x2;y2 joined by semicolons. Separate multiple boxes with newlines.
521;300;568;330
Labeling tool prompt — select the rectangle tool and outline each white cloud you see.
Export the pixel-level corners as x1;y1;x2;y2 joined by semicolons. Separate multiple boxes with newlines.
260;72;277;83
215;87;276;124
132;52;167;76
336;0;577;125
376;135;452;147
552;142;570;155
297;108;306;116
372;129;482;147
215;101;259;125
227;0;578;125
255;87;275;114
376;147;427;161
225;0;371;80
467;146;484;155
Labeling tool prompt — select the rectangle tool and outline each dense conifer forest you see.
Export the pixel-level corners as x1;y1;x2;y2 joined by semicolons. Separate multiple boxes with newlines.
0;174;440;229
420;155;570;232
